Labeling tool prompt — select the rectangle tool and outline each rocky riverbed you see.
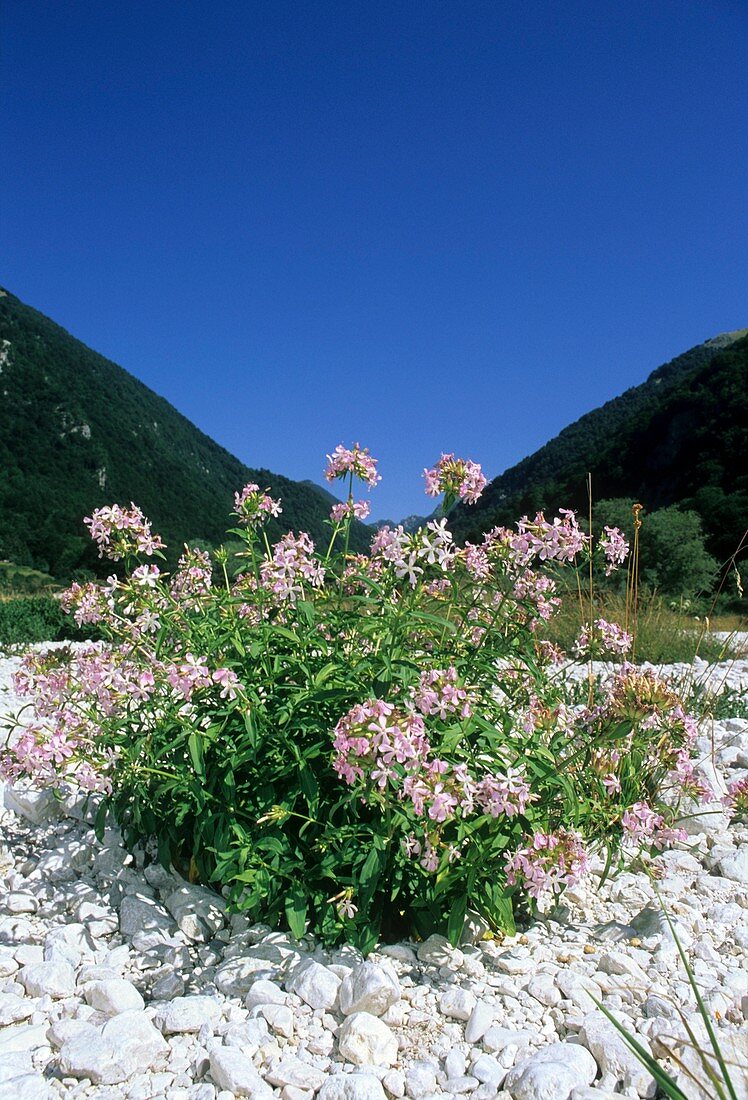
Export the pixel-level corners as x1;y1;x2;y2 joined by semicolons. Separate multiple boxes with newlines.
0;650;746;1100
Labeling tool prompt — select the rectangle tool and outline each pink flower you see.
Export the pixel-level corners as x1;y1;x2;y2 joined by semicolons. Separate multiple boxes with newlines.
212;667;240;700
423;453;486;505
723;777;748;820
600;526;629;575
330;499;371;523
516;509;588;564
574;618;632;658
621;802;687;849
325;444;380;488
84;503;165;560
260;531;325;603
505;829;588;899
234;484;282;527
411;667;473;720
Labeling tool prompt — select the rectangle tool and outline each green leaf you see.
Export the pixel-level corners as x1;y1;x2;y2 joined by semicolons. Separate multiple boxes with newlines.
284;888;307;939
447;893;468;947
357;842;387;908
93;798;108;843
296;600;316;626
188;732;205;778
313;663;338;688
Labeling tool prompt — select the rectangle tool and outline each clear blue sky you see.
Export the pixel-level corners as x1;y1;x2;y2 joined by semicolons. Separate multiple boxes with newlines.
3;1;747;521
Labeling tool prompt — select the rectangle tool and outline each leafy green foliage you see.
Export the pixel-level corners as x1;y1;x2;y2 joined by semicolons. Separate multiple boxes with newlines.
594;499;718;598
0;289;368;579
3;492;704;950
0;595;91;647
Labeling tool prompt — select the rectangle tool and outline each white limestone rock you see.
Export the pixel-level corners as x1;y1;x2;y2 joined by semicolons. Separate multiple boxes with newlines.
157;995;223;1034
503;1042;597;1100
718;848;748;884
465;999;495;1043
85;977;145;1015
338;1011;399;1066
0;993;35;1026
19;960;75;999
1;1072;57;1099
119;893;176;938
216;954;282;996
164;883;228;942
286;958;342;1011
318;1076;388;1100
245;978;288;1009
256;1002;295;1038
58;1032;137;1084
579;1011;656;1097
417;934;462;968
340;960;401;1017
404;1062;438;1099
439;987;476;1021
266;1056;327;1091
209;1046;274;1097
3;786;60;825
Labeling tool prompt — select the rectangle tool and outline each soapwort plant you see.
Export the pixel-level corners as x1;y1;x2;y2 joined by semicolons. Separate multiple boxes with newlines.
1;447;711;950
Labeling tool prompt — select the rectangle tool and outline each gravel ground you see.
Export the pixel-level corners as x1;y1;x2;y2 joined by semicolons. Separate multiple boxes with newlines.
0;648;746;1100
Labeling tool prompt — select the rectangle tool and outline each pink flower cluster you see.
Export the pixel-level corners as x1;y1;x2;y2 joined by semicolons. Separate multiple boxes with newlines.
369;520;456;589
260;532;325;602
574;618;633;657
1;643;245;794
599;526;629;575
621;801;687;849
505;828;589;900
234;483;282;527
167;653;211;699
515;509;589;564
60;582;114;626
170;547;213;606
325;444;381;488
84;504;165;560
474;767;533;818
333;685;534;869
668;745;714;803
723;777;748;820
410;667;472;720
332;699;431;787
512;569;560;625
423;453;486;505
330;499;371;523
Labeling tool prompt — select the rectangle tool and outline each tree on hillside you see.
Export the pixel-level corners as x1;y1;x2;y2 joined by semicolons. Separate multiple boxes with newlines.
594;499;718;599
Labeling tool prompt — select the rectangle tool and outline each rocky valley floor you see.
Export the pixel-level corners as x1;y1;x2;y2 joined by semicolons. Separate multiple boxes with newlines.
0;650;747;1100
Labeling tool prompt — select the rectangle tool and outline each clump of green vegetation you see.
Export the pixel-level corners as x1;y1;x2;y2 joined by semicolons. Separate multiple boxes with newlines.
1;453;714;951
0;561;58;594
451;331;748;575
0;288;369;582
544;590;733;665
0;594;93;647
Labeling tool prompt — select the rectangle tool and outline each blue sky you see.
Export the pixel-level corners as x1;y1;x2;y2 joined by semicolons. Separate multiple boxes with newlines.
3;0;747;521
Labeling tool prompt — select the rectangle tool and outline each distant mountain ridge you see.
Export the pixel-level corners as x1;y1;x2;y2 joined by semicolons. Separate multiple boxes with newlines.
449;330;748;567
0;289;368;578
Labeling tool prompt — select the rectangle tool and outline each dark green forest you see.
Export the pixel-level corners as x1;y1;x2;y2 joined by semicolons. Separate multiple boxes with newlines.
0;289;368;579
450;330;748;574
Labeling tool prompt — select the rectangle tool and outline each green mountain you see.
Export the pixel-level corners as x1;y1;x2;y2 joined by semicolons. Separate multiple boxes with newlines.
0;289;368;578
450;331;748;567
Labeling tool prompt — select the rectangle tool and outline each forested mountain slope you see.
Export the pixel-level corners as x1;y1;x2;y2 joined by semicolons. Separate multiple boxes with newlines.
0;289;367;577
450;331;748;566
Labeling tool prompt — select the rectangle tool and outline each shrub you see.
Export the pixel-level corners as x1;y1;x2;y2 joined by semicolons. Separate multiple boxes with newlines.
0;449;714;951
0;593;92;647
594;499;718;598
